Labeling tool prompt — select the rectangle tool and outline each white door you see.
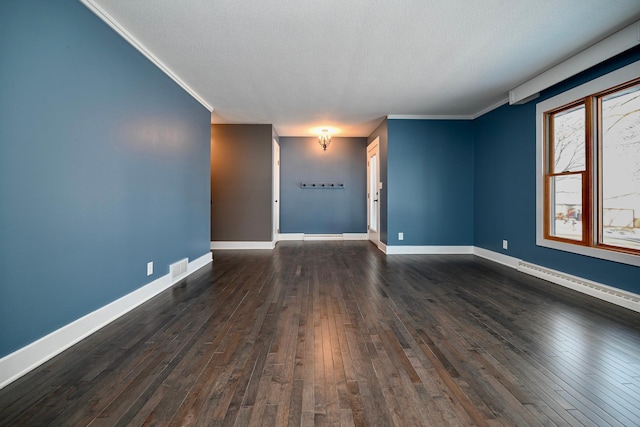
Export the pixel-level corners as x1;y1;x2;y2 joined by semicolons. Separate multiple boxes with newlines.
367;138;380;245
273;139;281;241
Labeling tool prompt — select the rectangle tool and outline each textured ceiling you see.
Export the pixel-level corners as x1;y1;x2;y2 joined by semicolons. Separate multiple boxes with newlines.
90;0;640;136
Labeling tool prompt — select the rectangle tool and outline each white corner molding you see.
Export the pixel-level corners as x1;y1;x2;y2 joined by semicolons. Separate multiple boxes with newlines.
0;252;212;390
510;20;640;104
472;246;520;269
80;0;213;112
384;245;474;255
211;241;276;250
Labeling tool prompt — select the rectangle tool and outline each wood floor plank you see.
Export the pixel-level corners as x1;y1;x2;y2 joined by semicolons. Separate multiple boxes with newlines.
2;242;640;426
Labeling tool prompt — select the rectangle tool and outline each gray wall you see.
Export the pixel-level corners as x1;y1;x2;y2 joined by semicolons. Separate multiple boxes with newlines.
0;0;211;357
280;137;367;234
211;124;273;241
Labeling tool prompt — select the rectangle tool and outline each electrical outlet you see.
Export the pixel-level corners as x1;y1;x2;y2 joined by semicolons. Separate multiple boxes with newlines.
398;232;404;241
502;240;508;250
147;262;153;276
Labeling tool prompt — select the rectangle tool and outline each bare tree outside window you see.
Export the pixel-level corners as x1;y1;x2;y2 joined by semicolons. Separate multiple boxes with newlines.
553;105;586;172
601;86;640;250
545;81;640;251
549;105;585;240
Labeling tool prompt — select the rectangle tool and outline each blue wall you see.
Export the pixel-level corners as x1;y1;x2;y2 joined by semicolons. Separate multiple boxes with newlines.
0;1;211;357
474;46;640;294
386;120;474;246
280;137;367;234
211;124;274;241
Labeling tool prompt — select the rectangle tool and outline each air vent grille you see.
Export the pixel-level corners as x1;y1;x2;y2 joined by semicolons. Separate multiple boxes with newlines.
170;258;189;282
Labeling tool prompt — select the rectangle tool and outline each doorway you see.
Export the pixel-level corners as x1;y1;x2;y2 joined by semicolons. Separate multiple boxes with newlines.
367;138;380;246
273;139;280;241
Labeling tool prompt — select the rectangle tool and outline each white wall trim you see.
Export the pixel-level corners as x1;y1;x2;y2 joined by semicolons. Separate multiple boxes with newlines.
510;20;640;104
211;241;276;250
187;252;213;274
385;245;474;255
80;0;213;112
387;114;473;120
343;233;369;241
275;233;369;242
385;97;511;122
471;97;510;119
472;247;640;314
472;246;520;269
304;234;343;241
517;261;640;313
0;252;212;390
277;233;305;241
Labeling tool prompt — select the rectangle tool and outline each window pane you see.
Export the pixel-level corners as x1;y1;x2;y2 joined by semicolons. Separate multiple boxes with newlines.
601;84;640;251
552;105;586;172
549;174;583;241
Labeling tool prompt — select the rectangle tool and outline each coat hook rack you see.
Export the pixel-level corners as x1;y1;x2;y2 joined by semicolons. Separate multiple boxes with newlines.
301;182;345;189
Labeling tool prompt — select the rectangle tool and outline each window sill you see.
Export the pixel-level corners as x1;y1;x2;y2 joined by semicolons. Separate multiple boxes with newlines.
537;237;640;267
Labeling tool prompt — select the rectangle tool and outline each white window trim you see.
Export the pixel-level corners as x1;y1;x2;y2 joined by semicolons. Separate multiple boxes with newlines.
535;60;640;267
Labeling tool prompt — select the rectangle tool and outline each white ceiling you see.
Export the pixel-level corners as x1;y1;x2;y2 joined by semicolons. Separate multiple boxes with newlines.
90;0;640;136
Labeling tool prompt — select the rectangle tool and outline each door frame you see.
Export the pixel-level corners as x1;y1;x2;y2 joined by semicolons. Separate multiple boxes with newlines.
273;139;280;242
367;138;380;246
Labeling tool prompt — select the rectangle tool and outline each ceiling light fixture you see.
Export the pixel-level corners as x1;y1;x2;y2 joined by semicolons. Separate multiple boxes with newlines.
318;129;331;151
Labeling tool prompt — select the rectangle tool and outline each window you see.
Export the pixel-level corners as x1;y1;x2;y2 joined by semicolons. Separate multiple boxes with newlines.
546;102;588;243
536;61;640;267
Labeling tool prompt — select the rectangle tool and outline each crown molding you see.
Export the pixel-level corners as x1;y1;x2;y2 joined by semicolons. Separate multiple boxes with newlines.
80;0;213;112
471;97;510;119
387;114;473;120
387;96;511;122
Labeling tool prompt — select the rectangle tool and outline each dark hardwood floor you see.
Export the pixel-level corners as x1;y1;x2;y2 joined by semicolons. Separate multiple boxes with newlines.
2;241;640;426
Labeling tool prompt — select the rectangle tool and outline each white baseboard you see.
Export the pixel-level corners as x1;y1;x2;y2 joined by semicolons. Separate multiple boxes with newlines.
277;233;305;241
384;245;474;255
343;233;369;241
472;246;640;314
276;233;369;242
304;234;343;241
517;261;640;313
473;246;520;269
210;241;276;250
0;252;212;390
